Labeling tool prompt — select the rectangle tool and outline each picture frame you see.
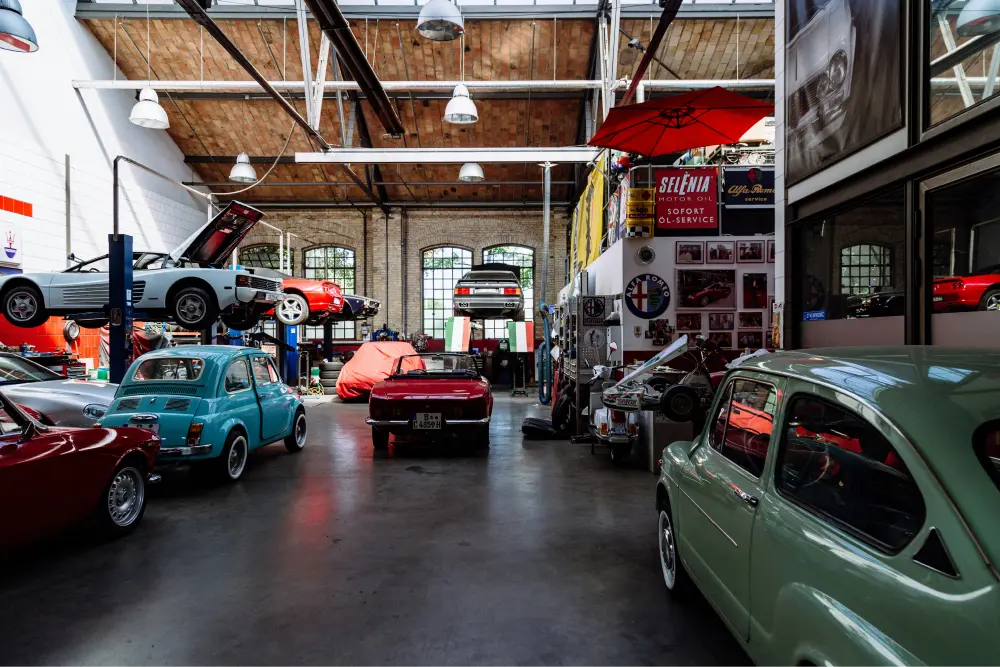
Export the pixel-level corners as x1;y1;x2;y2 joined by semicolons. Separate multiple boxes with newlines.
677;269;737;309
737;330;763;349
706;241;735;264
738;240;765;263
767;239;776;263
708;332;732;348
742;272;769;309
675;241;704;265
675;313;703;331
738;311;763;329
708;311;735;331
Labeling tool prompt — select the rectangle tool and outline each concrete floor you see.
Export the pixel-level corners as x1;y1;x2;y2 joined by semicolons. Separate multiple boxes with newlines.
0;396;748;665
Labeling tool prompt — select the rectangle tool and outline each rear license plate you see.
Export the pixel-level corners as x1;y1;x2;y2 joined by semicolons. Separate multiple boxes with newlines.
933;296;944;302
131;422;159;435
413;413;442;430
475;288;499;294
613;424;626;435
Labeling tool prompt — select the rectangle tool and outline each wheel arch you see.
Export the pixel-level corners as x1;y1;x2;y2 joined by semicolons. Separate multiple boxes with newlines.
0;277;45;305
166;277;219;310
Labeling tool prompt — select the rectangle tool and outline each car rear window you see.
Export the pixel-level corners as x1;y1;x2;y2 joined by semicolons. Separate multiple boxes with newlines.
975;421;1000;493
133;358;204;381
462;271;516;281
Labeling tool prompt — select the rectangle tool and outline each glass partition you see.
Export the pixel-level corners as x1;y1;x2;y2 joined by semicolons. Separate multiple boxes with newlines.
927;1;1000;127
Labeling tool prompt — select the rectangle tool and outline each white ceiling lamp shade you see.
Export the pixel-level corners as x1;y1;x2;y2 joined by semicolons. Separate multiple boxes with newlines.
957;0;1000;36
229;153;258;184
130;87;170;129
458;162;484;182
417;0;465;42
0;0;37;53
444;84;478;124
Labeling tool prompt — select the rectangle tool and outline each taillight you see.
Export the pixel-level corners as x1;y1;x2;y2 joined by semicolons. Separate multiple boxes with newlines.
503;287;521;295
370;401;387;419
455;287;471;295
628;421;638;437
186;423;203;446
599;422;609;435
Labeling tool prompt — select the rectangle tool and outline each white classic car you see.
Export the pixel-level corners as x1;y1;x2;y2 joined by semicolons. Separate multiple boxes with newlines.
0;202;284;331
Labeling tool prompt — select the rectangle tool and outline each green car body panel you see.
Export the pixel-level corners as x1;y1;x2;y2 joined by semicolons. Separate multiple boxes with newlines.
657;347;1000;665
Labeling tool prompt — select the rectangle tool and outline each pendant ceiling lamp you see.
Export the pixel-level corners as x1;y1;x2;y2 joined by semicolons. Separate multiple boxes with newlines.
458;162;484;183
0;0;37;53
130;4;169;129
957;0;1000;36
229;153;258;184
417;0;464;41
444;37;477;124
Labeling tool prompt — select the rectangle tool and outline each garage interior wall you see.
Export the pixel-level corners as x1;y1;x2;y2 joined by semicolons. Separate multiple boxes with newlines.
241;208;569;337
0;0;209;273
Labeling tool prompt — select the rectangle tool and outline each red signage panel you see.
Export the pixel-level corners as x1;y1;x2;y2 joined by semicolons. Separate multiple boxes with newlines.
654;167;719;230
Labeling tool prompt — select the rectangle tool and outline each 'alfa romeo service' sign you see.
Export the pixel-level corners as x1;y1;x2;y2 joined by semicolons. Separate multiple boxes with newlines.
625;274;670;319
654;167;719;230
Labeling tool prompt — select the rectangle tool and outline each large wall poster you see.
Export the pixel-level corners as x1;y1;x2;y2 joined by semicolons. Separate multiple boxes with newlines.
785;0;903;183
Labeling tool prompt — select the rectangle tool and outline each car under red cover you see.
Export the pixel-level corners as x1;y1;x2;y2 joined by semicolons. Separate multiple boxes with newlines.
932;266;1000;312
271;278;345;326
366;352;493;450
0;391;160;553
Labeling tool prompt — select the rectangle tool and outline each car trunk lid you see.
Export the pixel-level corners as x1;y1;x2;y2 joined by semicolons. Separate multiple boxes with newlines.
169;201;265;267
102;394;203;448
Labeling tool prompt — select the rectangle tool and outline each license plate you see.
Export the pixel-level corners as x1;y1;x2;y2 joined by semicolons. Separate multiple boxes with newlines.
613;424;626;435
475;288;499;294
131;422;159;435
933;296;943;302
413;413;441;430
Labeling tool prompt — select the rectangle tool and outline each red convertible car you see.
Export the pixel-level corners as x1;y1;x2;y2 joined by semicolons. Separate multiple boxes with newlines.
933;265;1000;312
0;390;160;553
273;278;345;326
681;282;733;307
366;353;493;450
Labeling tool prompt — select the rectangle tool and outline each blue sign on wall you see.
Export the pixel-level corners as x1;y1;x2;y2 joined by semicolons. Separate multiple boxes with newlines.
802;310;827;321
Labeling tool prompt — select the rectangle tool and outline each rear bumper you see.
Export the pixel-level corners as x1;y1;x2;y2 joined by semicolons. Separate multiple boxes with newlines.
454;296;522;317
158;444;213;457
932;290;979;311
236;287;284;305
366;416;491;427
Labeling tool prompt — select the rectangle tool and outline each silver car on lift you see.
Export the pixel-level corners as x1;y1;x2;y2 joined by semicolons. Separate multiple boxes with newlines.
453;269;524;320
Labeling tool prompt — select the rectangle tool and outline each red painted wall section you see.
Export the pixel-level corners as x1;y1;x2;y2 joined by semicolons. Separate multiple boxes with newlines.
0;317;101;365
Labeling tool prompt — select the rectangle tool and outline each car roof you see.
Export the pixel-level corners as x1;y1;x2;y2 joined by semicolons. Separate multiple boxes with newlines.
736;346;1000;561
135;345;261;362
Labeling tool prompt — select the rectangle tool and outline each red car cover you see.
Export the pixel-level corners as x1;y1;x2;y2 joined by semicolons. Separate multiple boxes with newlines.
336;341;419;401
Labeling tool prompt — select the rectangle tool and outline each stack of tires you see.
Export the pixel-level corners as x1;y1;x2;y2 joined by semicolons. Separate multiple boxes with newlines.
318;359;343;395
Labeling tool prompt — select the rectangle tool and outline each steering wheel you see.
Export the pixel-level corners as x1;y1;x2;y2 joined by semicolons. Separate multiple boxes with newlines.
782;442;834;491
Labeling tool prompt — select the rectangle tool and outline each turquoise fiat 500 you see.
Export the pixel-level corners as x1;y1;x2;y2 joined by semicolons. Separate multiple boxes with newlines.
99;346;306;482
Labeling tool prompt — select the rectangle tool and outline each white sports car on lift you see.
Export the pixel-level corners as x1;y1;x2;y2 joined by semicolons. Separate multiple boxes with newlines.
0;202;285;331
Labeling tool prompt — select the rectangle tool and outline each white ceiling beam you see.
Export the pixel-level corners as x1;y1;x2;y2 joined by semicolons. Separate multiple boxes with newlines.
72;79;607;92
294;0;315;127
295;147;602;164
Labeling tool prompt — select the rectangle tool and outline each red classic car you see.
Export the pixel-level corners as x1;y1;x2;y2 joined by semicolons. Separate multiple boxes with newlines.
932;265;1000;312
681;282;733;307
273;278;345;325
366;353;493;450
0;390;160;553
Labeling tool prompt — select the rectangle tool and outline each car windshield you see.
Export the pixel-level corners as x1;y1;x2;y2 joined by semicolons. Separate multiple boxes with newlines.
0;356;61;383
133;358;205;381
976;421;1000;494
65;255;110;273
391;354;478;378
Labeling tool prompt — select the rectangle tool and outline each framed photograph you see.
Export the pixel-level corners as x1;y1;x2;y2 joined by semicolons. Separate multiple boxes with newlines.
743;272;768;309
675;313;702;331
709;332;732;348
738;311;763;329
675;241;704;265
738;240;765;263
767;239;776;263
677;269;736;309
706;241;735;264
708;312;735;331
737;330;763;349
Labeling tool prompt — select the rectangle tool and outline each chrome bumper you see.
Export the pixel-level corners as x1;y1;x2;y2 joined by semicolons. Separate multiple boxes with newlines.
365;417;491;427
236;286;284;304
158;444;213;456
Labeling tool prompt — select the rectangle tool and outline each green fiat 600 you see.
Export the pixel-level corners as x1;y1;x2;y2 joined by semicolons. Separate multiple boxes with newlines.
656;347;1000;665
99;346;306;482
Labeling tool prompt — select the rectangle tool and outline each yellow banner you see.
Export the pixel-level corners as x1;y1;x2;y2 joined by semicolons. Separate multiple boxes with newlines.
573;161;605;271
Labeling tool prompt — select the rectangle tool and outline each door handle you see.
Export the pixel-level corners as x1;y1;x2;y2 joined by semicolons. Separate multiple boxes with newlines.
733;487;759;508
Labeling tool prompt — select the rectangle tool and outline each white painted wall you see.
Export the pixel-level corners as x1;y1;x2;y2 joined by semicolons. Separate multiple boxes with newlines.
0;0;208;272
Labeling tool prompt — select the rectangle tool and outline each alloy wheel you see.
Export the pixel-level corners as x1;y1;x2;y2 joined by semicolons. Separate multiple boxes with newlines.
107;467;145;527
987;294;1000;311
9;292;37;321
177;294;206;325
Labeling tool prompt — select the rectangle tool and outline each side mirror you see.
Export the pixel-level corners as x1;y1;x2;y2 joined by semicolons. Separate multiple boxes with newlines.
67;252;76;261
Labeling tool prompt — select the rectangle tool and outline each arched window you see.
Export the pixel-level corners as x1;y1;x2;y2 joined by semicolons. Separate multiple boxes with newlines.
840;244;892;295
238;244;293;271
422;247;473;338
482;245;535;339
304;246;356;339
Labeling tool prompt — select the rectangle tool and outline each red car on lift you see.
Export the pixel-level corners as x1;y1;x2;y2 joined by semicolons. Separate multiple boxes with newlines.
366;353;493;451
272;278;345;326
932;265;1000;312
0;390;160;553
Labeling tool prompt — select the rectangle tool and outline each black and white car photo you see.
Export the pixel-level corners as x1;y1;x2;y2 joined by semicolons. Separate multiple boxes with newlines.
452;269;524;320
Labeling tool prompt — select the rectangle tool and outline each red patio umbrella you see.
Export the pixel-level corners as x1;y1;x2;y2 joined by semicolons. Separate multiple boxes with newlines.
588;87;773;157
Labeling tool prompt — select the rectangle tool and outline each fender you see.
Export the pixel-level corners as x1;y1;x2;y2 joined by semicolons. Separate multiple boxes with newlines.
216;416;251;451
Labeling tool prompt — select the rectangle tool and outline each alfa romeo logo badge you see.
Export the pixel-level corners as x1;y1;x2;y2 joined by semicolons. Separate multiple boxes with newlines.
625;274;670;319
583;297;605;318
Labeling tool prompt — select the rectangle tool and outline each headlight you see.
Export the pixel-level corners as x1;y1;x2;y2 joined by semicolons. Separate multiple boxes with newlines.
828;50;848;88
83;404;108;420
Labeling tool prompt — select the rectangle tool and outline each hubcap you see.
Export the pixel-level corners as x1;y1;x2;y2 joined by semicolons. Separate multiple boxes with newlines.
178;294;206;324
108;467;144;527
658;509;677;588
987;294;1000;311
8;292;37;321
228;436;248;478
294;414;307;446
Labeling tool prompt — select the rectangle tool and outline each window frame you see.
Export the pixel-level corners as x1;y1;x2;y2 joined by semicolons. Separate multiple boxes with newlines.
303;245;357;340
839;243;894;296
773;391;927;555
421;245;473;339
251;355;274;386
238;244;291;272
224;358;253;395
708;376;779;481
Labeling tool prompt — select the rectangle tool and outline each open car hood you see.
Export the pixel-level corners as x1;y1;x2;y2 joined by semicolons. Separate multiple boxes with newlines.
169;202;265;266
602;336;691;410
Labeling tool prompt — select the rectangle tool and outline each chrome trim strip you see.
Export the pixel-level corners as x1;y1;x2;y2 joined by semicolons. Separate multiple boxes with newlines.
365;418;409;426
447;417;491;424
677;486;738;548
159;444;212;456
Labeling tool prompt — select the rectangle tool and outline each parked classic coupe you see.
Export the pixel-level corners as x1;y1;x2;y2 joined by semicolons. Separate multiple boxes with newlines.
0;352;115;426
366;352;492;450
0;389;160;552
453;270;524;319
98;346;306;482
272;278;345;326
933;265;1000;312
681;282;732;307
0;202;284;331
655;347;1000;665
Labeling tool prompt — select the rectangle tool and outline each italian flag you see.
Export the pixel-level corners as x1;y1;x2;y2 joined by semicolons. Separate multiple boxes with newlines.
445;316;471;352
508;321;535;352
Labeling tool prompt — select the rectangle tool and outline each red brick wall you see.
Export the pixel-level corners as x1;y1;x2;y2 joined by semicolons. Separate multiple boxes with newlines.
0;317;102;366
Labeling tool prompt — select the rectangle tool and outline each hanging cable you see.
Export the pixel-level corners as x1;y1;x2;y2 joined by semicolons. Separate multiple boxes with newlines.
212;122;296;197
